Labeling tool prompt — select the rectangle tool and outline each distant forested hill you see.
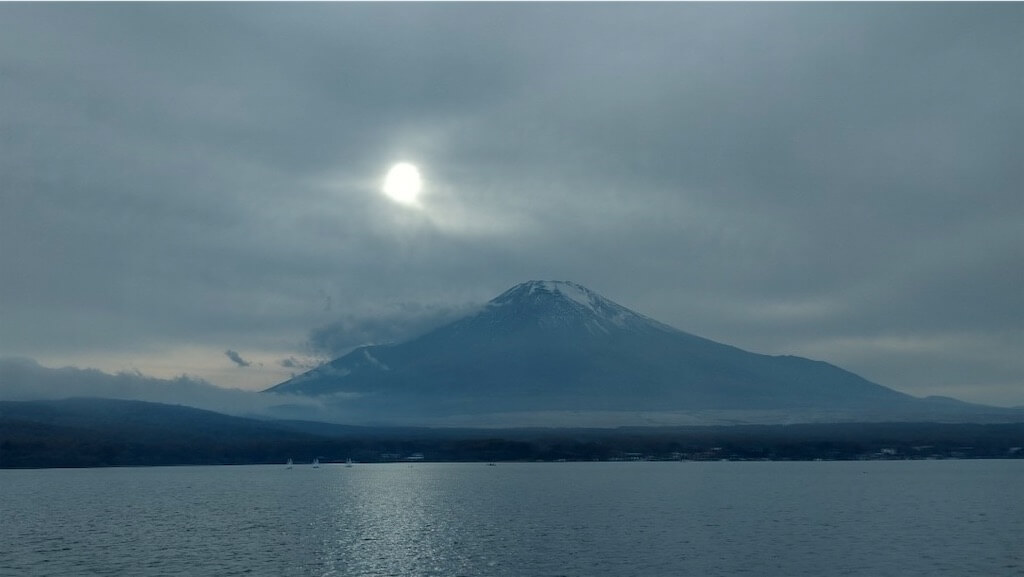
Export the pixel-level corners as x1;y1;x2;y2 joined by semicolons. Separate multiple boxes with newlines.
0;398;338;468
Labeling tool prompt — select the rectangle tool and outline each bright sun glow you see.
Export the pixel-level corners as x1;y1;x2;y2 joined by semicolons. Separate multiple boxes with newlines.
382;162;423;205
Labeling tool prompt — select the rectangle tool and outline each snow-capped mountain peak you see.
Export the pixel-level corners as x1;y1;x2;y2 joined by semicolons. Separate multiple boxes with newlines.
484;280;675;336
263;280;972;426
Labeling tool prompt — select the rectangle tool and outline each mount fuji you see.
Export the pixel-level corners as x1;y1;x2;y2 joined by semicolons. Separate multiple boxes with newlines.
266;281;1012;426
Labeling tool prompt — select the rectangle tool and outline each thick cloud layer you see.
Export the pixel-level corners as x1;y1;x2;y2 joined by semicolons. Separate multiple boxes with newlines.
1;4;1021;406
308;302;481;358
0;357;325;418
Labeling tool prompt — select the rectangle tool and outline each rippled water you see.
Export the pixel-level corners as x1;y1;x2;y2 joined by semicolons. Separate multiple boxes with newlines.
1;460;1022;576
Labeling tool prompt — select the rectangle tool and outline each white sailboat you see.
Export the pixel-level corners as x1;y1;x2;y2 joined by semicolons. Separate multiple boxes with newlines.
312;457;319;468
286;458;293;469
345;458;353;468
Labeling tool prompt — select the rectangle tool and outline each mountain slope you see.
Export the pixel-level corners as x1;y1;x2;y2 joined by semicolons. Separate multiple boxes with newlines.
264;281;991;425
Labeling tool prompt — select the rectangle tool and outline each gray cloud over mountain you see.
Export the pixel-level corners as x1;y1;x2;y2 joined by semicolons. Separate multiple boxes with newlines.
0;4;1021;405
307;302;481;358
0;357;323;418
224;350;251;368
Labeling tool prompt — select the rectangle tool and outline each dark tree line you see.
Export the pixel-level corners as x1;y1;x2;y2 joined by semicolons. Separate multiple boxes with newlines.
3;420;1022;468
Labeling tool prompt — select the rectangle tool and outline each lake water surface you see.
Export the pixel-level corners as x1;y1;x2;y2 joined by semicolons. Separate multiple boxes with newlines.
1;460;1021;576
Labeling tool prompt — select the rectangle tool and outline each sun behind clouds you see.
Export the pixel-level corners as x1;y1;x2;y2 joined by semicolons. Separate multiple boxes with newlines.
382;162;423;206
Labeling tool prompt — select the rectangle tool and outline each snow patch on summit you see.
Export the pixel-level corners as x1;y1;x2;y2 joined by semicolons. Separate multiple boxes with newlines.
498;280;678;336
538;281;598;314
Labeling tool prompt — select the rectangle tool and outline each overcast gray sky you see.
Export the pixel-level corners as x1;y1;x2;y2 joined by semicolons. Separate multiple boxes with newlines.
1;3;1021;406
